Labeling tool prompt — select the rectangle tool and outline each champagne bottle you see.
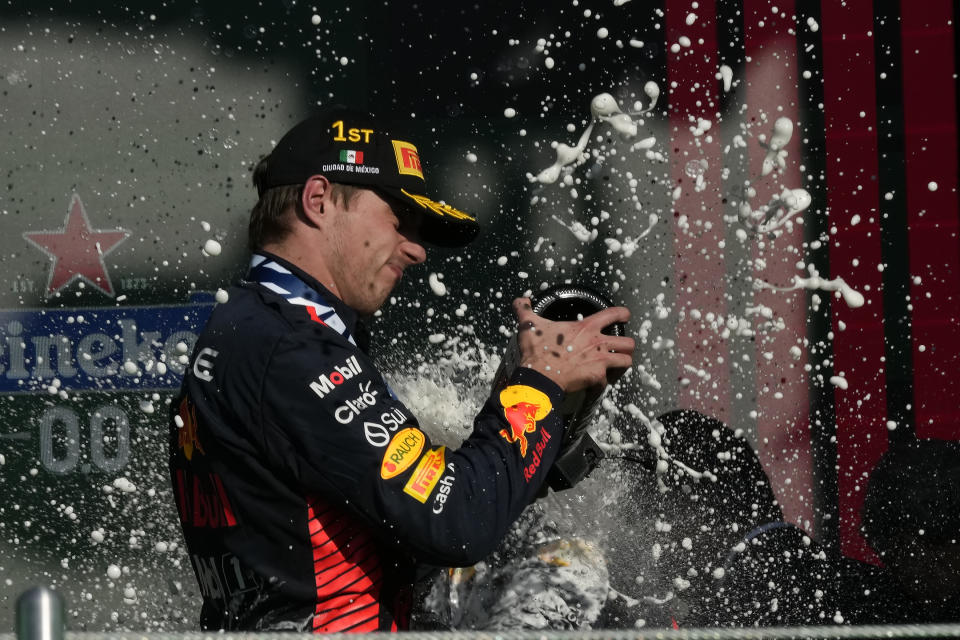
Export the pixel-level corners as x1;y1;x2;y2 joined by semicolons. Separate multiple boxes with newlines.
493;284;626;491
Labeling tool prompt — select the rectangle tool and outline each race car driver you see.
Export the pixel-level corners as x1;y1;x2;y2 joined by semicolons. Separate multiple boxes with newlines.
168;105;635;632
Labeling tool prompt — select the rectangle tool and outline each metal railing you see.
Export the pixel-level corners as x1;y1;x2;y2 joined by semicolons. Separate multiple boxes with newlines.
8;587;960;640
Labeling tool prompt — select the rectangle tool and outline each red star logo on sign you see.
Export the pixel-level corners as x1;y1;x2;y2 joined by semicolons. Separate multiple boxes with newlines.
23;193;130;297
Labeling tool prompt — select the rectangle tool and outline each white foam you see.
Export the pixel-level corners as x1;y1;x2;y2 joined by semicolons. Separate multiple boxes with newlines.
761;117;793;176
428;273;447;296
717;64;733;93
203;239;222;256
754;269;865;309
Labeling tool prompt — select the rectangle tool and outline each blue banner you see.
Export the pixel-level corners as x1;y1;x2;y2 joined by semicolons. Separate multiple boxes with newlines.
0;293;215;394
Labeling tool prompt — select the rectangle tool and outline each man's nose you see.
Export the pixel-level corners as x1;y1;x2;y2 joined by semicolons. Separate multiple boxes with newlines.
402;236;427;265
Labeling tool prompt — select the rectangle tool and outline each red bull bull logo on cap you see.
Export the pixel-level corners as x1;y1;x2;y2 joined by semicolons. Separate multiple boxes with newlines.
498;385;553;458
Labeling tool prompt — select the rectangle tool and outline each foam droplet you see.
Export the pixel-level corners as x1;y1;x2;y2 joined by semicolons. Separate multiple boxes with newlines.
428;273;446;296
203;239;222;256
644;81;660;101
840;286;865;309
590;93;620;117
717;65;733;92
829;375;848;390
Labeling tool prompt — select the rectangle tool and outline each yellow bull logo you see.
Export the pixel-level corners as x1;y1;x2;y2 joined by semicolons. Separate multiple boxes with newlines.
499;385;552;458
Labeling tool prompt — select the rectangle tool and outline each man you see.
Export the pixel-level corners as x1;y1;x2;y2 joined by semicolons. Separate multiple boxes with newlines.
169;106;634;633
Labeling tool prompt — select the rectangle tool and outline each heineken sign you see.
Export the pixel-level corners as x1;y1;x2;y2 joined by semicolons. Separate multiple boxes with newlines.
0;299;212;394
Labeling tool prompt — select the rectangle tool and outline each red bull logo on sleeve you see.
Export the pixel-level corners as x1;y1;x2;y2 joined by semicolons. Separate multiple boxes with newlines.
498;385;553;458
177;396;205;461
523;428;552;482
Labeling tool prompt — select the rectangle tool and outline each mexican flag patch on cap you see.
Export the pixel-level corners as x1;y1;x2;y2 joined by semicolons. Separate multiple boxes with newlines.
339;149;364;164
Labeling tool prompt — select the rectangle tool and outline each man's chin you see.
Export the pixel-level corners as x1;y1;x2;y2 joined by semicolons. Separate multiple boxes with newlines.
358;289;394;316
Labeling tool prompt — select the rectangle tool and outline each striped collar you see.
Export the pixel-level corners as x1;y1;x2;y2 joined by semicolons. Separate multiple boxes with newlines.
246;252;358;346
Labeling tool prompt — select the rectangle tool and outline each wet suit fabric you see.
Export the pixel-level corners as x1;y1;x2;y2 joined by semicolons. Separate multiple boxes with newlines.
169;252;565;632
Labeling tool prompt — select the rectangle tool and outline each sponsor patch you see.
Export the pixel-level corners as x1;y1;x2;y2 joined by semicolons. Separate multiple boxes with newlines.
498;385;552;458
177;396;204;460
380;428;425;479
192;347;218;382
432;463;456;514
333;380;379;424
173;469;237;528
523;428;552;482
309;355;362;399
403;447;445;503
392;140;423;180
362;407;408;447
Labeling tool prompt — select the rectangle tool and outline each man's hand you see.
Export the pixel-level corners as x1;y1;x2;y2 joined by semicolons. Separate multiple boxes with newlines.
512;297;635;393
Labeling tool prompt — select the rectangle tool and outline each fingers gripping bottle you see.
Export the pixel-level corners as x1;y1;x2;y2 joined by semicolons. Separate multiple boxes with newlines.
492;284;627;492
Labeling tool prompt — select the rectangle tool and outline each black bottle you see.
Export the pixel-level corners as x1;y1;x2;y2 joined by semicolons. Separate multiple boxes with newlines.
492;284;626;491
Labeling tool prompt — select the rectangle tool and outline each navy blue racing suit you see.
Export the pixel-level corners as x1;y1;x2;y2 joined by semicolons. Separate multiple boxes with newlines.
169;252;566;632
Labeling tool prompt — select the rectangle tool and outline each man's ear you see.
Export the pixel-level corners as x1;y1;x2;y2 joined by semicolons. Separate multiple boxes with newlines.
301;175;331;227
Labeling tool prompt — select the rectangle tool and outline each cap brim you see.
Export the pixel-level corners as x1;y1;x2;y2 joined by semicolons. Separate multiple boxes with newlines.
380;186;480;248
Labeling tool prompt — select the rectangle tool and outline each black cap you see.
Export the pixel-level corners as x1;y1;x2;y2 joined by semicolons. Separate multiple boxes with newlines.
257;106;480;248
